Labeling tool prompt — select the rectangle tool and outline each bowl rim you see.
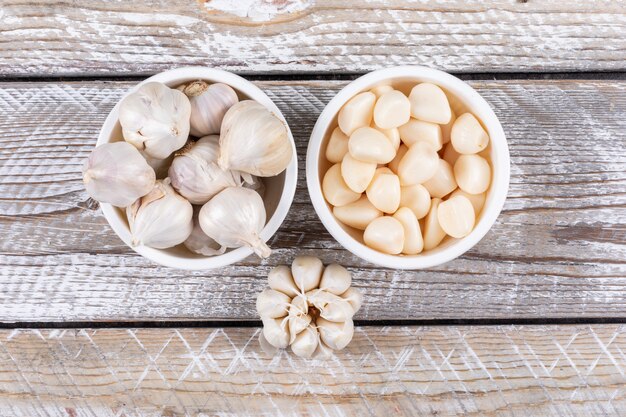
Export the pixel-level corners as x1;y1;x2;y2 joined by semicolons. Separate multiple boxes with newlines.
306;65;510;269
97;66;298;270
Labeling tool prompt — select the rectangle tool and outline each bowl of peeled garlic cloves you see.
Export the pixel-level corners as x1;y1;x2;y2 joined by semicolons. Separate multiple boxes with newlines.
83;67;297;269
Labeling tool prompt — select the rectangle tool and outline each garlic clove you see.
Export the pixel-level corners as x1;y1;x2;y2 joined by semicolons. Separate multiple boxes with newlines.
332;196;382;230
290;325;319;358
341;153;377;193
393;207;424;255
199;186;271;258
443;142;461;166
291;256;324;292
218;100;292;177
370;84;394;98
262;317;290;349
366;167;401;214
454;154;491;194
289;313;312;345
409;82;452;124
340;287;363;313
120;82;191;159
422;159;457;198
372;124;401;151
83;142;156;208
256;289;291;319
313;339;334;359
322;163;361;207
184;206;226;256
400;183;431;219
140;150;173;180
348;127;396;164
451;113;490;155
423;198;447;250
441;109;456;144
307;290;355;323
184;81;239;137
325;127;350;163
289;294;309;317
268;265;299;298
338;92;376;136
373;90;411;129
126;179;193;249
397;142;439;186
319;263;352;295
317;318;354;351
438;195;476;238
388;144;408;174
363;216;405;254
449;189;486;215
398;119;443;150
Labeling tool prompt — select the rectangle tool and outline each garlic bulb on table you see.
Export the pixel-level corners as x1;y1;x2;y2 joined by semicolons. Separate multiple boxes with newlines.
82;142;155;208
183;81;239;137
218;100;293;177
126;179;193;249
119;82;191;159
183;207;226;256
168;135;240;204
198;186;271;258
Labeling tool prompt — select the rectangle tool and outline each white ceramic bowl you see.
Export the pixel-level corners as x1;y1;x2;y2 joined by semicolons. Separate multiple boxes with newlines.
97;67;298;270
306;66;509;269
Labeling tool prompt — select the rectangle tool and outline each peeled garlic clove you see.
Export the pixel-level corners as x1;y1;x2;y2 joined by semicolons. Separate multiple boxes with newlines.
348;127;396;164
422;159;457;198
363;216;404;254
322;164;361;207
333;196;382;230
199;186;271;258
397;142;439;186
393;207;424;255
83;142;155;207
120;82;191;159
366;167;401;214
423;198;446;250
373;90;411;129
450;189;486;215
325;127;349;163
341;153;376;193
338;92;376;136
317;318;354;351
126;179;193;249
451;113;490;154
290;325;319;359
319;263;351;295
398;119;443;150
372;125;401;151
340;287;363;313
313;339;334;359
256;289;291;319
400;183;431;219
370;84;394;98
262;317;290;349
388;144;408;174
438;195;476;238
184;81;239;137
140;150;173;179
184;206;226;256
443;142;461;166
441;109;456;144
268;265;299;298
169;135;239;204
409;82;452;124
218;100;292;177
307;290;355;323
454;154;491;194
291;256;323;292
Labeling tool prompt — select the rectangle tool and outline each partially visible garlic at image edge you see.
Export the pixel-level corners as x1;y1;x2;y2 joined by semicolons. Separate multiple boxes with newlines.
256;256;363;358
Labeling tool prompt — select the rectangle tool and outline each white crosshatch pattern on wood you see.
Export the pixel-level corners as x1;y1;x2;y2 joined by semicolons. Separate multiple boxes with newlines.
0;325;623;416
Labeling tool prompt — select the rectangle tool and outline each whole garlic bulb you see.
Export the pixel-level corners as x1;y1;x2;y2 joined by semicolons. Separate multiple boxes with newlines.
218;100;293;177
120;82;191;159
168;136;240;204
82;142;155;208
183;207;226;256
198;186;271;258
183;81;239;137
126;179;193;249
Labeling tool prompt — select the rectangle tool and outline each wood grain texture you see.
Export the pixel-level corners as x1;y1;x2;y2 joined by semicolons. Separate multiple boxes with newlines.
1;1;625;76
0;325;624;416
0;79;625;322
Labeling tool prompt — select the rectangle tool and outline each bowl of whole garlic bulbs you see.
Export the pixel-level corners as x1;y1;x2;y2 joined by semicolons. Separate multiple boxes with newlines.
306;66;510;269
84;67;297;269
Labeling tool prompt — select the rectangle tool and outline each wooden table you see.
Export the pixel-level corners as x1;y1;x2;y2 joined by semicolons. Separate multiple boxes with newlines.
0;1;625;415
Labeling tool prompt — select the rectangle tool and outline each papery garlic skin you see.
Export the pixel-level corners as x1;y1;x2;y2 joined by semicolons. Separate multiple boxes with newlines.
82;142;156;208
126;179;193;249
183;206;226;256
120;82;191;159
219;100;292;177
198;186;271;258
184;82;239;137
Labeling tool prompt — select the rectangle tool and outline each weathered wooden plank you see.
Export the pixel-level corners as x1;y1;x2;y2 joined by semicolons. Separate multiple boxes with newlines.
0;80;625;322
0;325;624;416
1;1;625;76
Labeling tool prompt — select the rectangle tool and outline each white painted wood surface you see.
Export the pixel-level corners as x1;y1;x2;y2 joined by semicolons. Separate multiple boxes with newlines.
0;325;623;416
0;80;624;322
0;1;625;76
